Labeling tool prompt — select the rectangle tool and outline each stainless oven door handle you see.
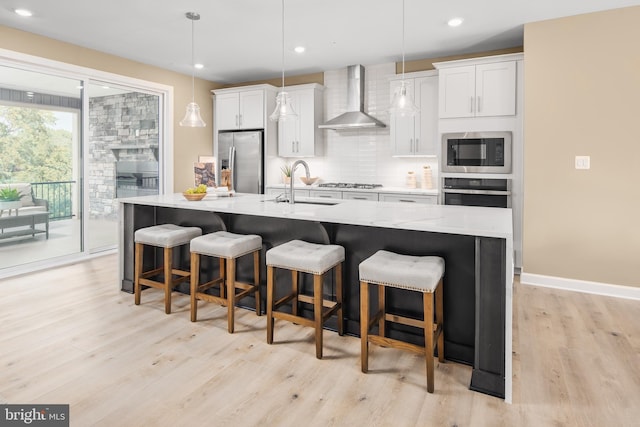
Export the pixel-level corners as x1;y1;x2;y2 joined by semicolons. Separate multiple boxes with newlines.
443;189;511;196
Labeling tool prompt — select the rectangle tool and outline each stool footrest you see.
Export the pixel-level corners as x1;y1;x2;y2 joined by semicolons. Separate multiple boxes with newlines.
297;294;339;309
273;311;315;328
274;293;296;309
368;309;385;330
195;292;227;306
196;277;224;293
385;313;425;329
234;285;258;301
368;335;425;356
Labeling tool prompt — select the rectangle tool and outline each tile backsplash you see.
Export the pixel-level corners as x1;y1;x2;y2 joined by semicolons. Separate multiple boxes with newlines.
270;62;439;189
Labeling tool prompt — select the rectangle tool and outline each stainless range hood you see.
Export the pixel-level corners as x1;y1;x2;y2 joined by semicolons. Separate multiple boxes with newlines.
319;65;386;130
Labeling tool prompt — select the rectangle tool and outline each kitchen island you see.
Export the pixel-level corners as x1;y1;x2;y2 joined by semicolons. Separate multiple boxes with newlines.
118;193;514;402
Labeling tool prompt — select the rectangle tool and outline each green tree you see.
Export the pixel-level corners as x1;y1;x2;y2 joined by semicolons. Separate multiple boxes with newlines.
0;106;72;183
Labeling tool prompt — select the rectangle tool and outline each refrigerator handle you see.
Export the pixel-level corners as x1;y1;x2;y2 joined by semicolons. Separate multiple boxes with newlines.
229;146;236;192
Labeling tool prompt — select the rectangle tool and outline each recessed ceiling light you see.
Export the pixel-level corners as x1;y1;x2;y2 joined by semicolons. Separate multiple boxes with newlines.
294;46;305;54
448;17;463;27
194;63;204;69
15;8;33;17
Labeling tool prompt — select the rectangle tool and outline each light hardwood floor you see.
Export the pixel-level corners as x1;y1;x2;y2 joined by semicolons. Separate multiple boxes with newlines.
1;254;638;426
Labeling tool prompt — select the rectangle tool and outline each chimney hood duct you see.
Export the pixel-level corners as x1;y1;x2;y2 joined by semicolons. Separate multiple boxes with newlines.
319;65;386;130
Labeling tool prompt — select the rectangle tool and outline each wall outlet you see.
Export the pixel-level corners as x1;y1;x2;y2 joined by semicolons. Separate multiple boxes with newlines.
575;155;590;170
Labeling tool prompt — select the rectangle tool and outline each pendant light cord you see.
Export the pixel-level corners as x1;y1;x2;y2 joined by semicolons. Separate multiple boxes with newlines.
401;0;406;80
191;15;196;102
281;0;285;90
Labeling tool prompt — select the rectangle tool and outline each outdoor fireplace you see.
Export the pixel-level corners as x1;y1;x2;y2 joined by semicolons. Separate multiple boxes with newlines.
115;161;158;198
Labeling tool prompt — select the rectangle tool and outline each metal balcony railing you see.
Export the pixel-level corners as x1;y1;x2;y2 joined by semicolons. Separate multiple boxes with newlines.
31;181;75;221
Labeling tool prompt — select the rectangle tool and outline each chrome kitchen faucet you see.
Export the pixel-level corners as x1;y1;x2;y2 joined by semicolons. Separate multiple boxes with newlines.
289;160;310;204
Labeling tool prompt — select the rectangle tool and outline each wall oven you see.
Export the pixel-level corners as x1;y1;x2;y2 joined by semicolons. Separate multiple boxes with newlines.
442;131;512;174
443;178;511;208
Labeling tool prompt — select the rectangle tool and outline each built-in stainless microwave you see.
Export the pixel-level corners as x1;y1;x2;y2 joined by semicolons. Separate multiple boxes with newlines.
442;131;512;174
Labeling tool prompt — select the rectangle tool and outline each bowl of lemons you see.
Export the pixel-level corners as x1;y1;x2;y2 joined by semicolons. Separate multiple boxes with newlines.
183;184;207;201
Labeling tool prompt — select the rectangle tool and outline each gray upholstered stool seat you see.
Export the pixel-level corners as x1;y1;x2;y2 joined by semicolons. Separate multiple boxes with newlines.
359;250;445;292
190;231;262;333
359;250;445;393
266;240;345;359
134;224;202;314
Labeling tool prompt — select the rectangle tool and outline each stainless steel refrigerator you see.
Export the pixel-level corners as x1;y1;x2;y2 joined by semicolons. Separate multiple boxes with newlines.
217;130;264;194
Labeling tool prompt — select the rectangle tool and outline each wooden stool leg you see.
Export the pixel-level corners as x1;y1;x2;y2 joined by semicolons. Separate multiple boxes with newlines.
254;250;261;316
134;243;143;305
360;280;369;373
314;273;323;359
164;247;172;314
291;270;298;317
266;266;275;344
336;262;344;336
190;252;200;322
436;279;445;363
378;283;385;337
219;258;226;300
227;257;236;333
424;291;435;393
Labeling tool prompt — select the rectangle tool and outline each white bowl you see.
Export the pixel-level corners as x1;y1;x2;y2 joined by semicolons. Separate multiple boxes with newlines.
299;176;319;186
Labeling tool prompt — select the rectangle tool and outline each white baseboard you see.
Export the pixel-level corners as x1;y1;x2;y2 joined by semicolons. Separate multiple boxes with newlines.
520;272;640;301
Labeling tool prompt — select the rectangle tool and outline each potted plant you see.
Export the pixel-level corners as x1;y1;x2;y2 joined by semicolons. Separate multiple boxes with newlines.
280;164;292;184
0;187;23;212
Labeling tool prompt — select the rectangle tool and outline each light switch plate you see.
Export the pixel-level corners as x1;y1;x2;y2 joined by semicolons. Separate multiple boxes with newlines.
575;155;590;170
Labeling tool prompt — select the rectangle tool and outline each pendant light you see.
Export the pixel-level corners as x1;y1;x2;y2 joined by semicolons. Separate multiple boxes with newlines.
389;0;419;117
180;12;206;127
269;0;297;122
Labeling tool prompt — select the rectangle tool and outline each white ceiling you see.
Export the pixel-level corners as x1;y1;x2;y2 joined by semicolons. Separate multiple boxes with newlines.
1;0;639;85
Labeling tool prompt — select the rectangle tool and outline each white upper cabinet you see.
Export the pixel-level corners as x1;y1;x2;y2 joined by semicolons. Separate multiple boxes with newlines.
389;72;438;156
278;84;324;157
437;59;517;119
215;89;265;130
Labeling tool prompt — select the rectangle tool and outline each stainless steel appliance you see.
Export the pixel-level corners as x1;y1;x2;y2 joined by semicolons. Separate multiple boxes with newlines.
442;131;512;174
217;130;264;194
443;177;511;208
115;161;159;198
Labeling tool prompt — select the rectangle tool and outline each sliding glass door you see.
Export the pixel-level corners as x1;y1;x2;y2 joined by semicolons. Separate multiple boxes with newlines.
0;64;83;269
0;58;167;276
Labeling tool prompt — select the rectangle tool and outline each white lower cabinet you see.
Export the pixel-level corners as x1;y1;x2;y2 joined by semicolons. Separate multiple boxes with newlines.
309;190;341;199
342;192;379;201
379;193;437;204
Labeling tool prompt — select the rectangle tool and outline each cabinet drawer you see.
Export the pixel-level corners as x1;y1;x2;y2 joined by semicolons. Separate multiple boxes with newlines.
342;192;378;201
309;190;342;199
379;193;437;204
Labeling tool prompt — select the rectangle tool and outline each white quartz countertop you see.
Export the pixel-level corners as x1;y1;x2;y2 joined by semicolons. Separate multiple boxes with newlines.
119;193;512;240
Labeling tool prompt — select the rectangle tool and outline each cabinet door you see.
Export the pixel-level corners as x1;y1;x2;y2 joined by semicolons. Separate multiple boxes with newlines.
239;90;264;129
475;61;516;117
216;93;240;130
389;79;417;155
277;89;317;157
438;66;475;118
379;193;437;204
414;76;438;156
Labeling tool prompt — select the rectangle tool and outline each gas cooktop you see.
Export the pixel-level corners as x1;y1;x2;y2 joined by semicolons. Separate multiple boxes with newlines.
318;182;383;190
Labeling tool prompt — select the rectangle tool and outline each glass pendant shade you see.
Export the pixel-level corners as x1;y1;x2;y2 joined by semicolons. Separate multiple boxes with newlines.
180;101;206;127
180;11;206;128
389;81;419;117
270;0;297;122
270;91;297;122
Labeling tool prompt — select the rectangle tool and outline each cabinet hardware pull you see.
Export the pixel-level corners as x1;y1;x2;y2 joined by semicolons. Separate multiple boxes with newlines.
415;138;419;153
477;96;481;113
470;96;474;113
239;114;242;127
399;199;416;203
353;197;366;200
291;141;295;152
235;115;239;126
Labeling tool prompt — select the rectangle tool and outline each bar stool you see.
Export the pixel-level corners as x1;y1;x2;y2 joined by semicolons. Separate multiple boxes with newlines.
190;231;262;333
266;239;344;359
134;224;202;314
359;250;445;393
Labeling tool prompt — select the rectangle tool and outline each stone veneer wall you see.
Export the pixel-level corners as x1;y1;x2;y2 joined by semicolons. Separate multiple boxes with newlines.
88;93;159;220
